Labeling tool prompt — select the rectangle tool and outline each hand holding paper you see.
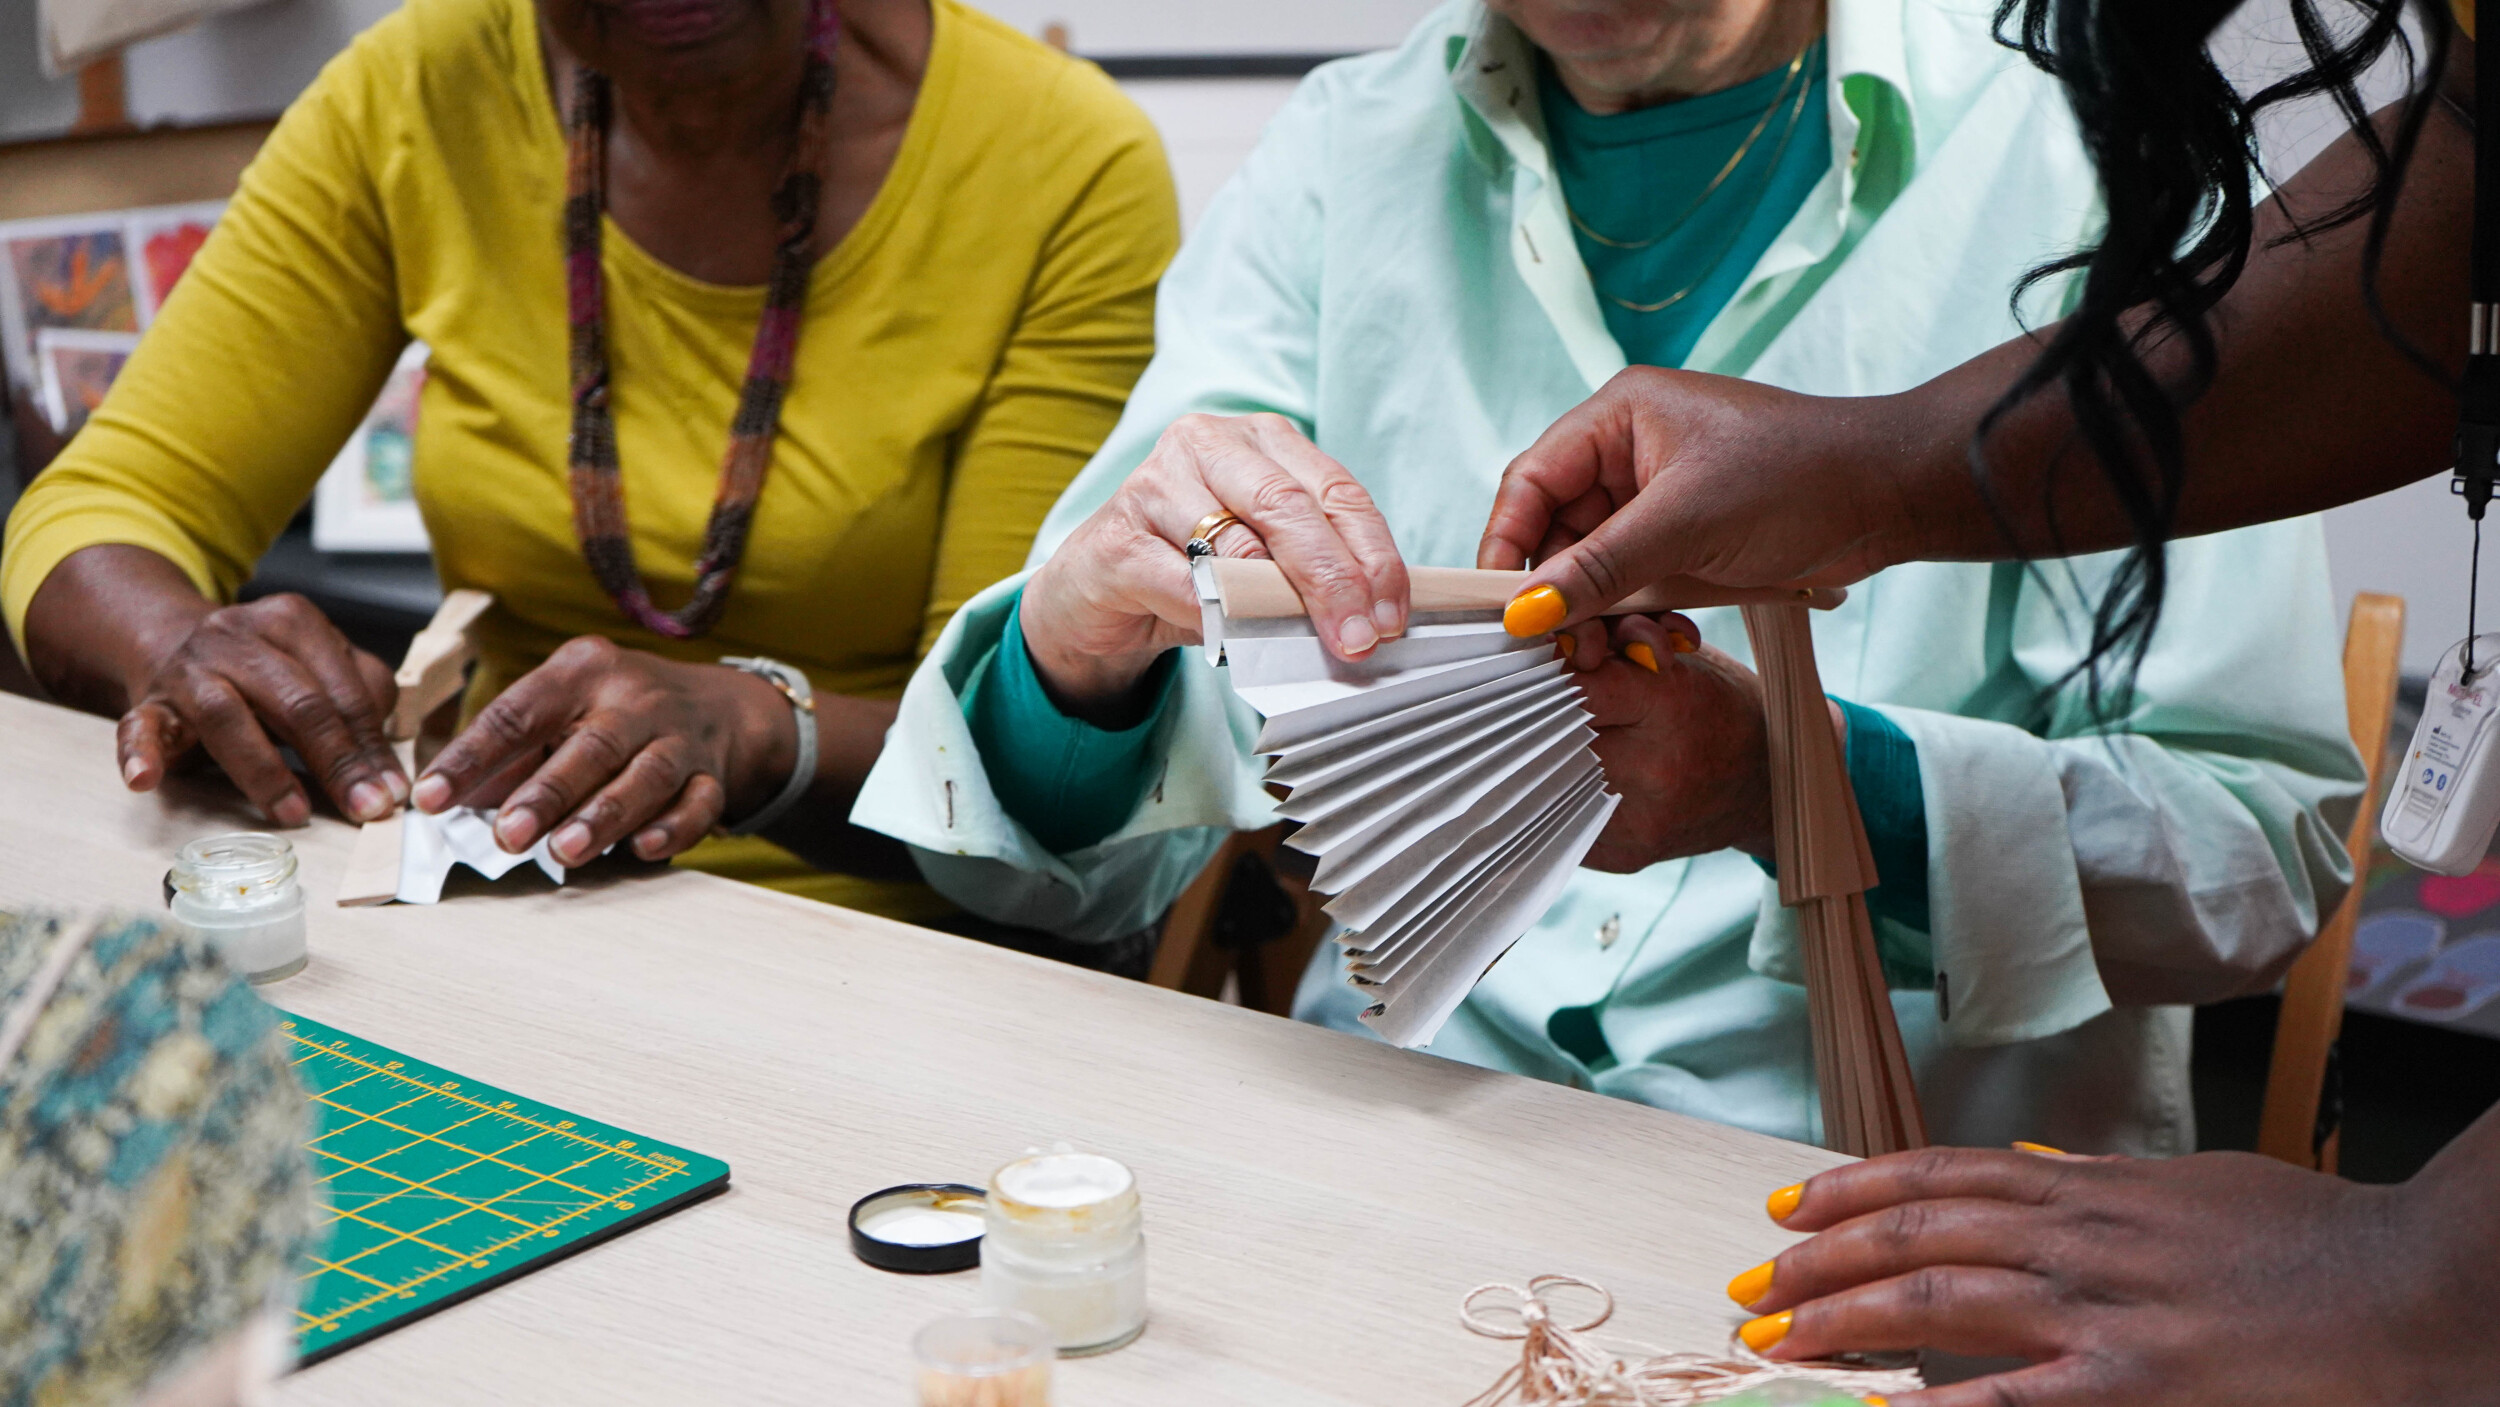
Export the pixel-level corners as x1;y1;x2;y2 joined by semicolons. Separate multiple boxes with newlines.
1196;554;1924;1155
410;638;791;868
1018;413;1413;723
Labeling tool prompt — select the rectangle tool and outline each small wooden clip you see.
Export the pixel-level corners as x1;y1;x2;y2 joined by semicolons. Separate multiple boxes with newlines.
388;588;494;743
338;590;494;907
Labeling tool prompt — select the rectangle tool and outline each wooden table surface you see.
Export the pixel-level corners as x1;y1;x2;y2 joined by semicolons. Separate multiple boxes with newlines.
0;691;1844;1405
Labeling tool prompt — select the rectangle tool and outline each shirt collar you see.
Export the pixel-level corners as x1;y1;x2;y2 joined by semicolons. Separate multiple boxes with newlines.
1444;4;1553;180
1439;0;1929;388
1443;0;1921;189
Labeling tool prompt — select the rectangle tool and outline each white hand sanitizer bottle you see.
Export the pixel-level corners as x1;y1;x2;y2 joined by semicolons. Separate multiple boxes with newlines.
2384;634;2500;876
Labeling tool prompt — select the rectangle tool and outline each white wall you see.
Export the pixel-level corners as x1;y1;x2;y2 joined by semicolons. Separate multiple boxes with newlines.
1119;77;1298;230
2318;478;2478;675
119;0;399;125
966;0;1431;54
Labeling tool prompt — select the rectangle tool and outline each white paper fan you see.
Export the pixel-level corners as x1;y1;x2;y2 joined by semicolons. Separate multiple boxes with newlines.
1194;556;1926;1156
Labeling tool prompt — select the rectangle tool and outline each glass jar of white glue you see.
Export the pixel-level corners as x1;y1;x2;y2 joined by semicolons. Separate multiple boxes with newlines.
168;833;307;982
979;1150;1146;1355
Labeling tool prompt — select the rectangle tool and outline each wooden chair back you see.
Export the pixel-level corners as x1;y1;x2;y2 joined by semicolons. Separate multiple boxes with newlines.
2256;590;2406;1172
1150;825;1332;1017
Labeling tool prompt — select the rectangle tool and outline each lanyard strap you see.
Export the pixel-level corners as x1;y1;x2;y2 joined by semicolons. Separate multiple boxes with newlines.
2457;26;2500;672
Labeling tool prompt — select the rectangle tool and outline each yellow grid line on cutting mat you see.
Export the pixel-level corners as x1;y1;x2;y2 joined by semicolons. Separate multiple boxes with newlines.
277;1015;729;1361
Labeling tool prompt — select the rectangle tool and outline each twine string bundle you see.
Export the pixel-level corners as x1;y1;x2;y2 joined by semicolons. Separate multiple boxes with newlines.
1459;1276;1923;1407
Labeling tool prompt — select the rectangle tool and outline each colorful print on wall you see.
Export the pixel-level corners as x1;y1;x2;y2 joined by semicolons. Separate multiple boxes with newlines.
0;200;431;554
33;327;138;437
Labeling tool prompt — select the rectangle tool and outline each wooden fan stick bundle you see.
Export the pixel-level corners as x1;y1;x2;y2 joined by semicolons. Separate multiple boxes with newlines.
1741;602;1926;1157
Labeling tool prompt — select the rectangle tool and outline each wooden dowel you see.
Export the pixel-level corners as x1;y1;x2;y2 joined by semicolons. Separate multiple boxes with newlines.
1206;559;1845;621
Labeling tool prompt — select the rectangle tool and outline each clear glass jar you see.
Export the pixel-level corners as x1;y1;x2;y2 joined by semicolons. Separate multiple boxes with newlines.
979;1151;1146;1355
168;833;307;982
913;1307;1053;1407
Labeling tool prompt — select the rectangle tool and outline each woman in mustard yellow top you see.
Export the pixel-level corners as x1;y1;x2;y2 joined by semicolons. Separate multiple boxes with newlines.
2;0;1177;919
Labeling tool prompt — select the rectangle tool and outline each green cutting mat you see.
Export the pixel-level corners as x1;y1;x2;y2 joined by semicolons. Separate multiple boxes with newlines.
280;1012;730;1363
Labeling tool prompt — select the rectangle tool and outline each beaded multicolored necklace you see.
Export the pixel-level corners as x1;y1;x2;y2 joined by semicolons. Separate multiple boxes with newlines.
561;0;838;639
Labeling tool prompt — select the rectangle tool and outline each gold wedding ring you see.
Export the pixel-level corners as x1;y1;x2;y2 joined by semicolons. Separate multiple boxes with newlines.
1185;508;1245;559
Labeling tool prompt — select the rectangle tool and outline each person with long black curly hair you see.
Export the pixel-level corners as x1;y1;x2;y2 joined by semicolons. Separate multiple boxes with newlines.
1478;1;2500;1401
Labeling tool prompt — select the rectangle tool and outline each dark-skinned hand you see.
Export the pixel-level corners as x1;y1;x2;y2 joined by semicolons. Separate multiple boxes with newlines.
1730;1144;2495;1407
1566;613;1845;870
410;636;794;866
117;592;407;827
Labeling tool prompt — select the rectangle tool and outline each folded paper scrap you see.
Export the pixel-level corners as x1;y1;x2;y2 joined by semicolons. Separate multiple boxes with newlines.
393;807;573;904
1193;556;1845;1051
340;804;604;907
1459;1275;1921;1407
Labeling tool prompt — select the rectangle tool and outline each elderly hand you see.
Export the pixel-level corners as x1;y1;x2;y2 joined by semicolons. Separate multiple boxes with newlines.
409;638;794;865
1476;367;1913;627
117;592;407;827
1019;413;1411;724
1569;614;1847;870
1731;1144;2482;1407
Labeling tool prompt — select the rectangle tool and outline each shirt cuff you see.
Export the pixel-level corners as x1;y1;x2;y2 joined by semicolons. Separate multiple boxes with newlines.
1837;697;1931;940
1749;697;1931;946
960;588;1180;854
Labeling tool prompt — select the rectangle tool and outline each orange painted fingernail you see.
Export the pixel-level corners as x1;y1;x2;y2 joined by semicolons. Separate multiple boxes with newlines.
1504;585;1567;637
1739;1310;1793;1353
1624;641;1659;672
1668;631;1699;654
1726;1260;1774;1308
1864;1397;1889;1406
1766;1183;1804;1222
2013;1141;2067;1156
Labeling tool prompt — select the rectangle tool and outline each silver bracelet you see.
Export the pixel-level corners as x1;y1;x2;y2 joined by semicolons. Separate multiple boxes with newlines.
718;656;817;837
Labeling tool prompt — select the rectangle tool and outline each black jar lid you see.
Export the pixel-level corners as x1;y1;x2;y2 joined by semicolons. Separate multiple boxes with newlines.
847;1183;987;1274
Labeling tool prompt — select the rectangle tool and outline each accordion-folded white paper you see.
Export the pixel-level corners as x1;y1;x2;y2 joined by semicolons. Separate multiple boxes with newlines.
393;807;572;905
1198;562;1619;1048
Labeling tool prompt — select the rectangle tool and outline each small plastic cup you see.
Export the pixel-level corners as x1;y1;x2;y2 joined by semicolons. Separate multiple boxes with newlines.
914;1307;1053;1407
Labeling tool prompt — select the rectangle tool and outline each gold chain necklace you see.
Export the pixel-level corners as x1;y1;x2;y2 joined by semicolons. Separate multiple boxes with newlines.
1595;47;1816;316
1562;43;1811;254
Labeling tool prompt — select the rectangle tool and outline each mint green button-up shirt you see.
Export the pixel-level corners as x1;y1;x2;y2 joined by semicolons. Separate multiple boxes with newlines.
854;0;2364;1155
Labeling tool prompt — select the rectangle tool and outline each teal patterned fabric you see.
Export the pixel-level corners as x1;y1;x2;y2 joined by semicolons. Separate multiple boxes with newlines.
0;911;321;1405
